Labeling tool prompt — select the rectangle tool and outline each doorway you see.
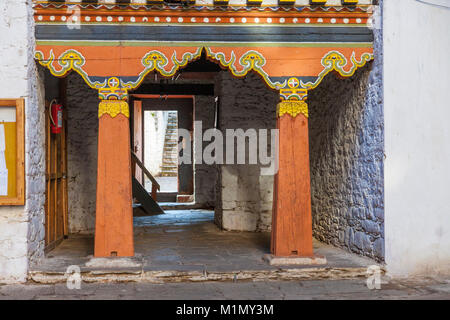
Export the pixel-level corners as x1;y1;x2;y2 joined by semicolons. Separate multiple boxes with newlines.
44;96;69;252
132;97;194;203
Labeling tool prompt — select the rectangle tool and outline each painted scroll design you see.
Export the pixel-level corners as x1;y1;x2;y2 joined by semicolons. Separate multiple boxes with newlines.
34;48;285;97
204;48;286;90
35;48;372;101
301;50;373;90
34;49;106;89
121;48;204;90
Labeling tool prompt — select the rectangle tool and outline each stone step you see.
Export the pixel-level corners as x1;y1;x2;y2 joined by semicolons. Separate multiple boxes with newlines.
160;169;178;172
159;173;177;177
29;265;374;284
162;162;178;167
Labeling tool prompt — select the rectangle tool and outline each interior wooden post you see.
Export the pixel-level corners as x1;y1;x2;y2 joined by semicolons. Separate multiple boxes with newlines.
95;100;134;257
271;99;313;257
133;100;143;184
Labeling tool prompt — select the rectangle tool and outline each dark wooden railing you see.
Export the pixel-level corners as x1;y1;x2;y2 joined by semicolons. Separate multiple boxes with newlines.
131;151;160;200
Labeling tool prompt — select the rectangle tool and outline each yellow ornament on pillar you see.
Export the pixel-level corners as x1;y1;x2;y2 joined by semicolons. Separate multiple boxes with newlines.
277;100;308;118
98;100;130;119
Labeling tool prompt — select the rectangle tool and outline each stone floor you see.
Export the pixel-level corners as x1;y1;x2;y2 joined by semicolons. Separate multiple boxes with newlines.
13;210;450;299
1;278;449;300
31;210;379;277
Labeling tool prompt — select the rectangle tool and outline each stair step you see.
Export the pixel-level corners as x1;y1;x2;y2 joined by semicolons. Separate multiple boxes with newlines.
160;112;179;176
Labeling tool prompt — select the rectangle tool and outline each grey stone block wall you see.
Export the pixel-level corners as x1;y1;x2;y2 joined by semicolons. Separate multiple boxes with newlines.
66;73;98;234
214;72;278;232
308;23;384;261
26;65;46;266
194;95;217;208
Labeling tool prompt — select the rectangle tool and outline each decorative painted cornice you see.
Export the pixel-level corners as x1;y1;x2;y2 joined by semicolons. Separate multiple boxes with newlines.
35;48;373;98
204;48;285;90
301;50;373;90
33;2;374;13
122;48;203;90
35;49;106;89
98;100;130;118
33;3;373;26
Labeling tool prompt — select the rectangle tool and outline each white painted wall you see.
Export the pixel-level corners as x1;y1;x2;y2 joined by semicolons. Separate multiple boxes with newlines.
144;111;168;177
384;0;450;276
0;0;45;283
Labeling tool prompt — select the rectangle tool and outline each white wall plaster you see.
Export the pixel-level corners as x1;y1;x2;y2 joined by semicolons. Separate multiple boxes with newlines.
0;0;46;283
384;0;450;276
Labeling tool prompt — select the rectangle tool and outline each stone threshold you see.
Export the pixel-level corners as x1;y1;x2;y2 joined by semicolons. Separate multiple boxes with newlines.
28;266;385;284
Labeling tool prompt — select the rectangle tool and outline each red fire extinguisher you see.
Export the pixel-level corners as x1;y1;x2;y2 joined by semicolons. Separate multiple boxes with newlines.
49;99;63;134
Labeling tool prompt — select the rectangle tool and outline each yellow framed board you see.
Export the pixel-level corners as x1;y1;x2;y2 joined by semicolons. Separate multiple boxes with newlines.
0;99;25;205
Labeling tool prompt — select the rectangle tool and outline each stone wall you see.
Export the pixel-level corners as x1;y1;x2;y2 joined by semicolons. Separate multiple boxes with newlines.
0;0;46;283
308;21;384;261
194;95;216;207
214;72;278;232
66;73;99;234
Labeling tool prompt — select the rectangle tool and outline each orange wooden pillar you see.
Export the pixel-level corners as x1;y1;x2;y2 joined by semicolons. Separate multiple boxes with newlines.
271;98;313;257
95;100;134;257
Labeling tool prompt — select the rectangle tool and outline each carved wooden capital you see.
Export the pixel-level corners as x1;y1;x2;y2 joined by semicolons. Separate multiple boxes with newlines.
277;100;308;118
98;100;129;119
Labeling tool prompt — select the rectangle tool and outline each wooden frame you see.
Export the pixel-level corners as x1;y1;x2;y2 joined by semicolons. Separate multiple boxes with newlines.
44;78;69;252
140;96;195;196
0;99;25;205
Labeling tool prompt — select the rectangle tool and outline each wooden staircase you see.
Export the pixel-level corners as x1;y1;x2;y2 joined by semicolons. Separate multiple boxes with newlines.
131;152;164;215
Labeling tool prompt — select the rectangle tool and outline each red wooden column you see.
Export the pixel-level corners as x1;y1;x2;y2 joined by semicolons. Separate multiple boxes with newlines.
271;98;314;257
95;100;134;257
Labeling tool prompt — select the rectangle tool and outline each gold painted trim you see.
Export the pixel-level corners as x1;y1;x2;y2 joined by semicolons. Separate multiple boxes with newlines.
277;100;308;118
98;100;130;119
